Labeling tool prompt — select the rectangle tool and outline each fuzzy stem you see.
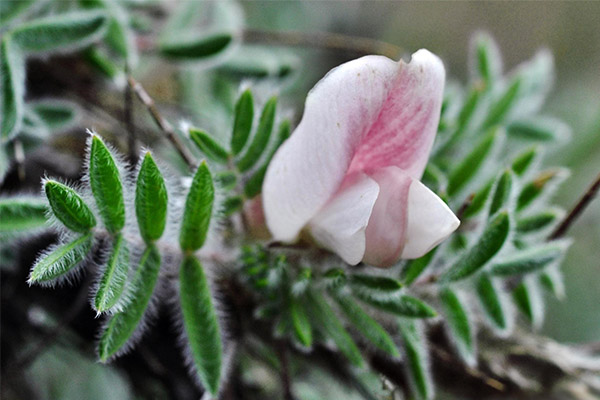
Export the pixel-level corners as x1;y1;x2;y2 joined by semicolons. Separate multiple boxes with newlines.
242;29;403;59
125;64;138;165
549;172;600;240
127;76;197;170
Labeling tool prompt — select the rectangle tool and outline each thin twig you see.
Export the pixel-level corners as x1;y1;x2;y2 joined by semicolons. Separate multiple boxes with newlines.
242;29;403;59
125;64;138;165
549;172;600;240
277;343;296;400
127;76;197;170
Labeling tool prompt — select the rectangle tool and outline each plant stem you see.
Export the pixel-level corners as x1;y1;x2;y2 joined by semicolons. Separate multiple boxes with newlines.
125;64;137;165
242;29;403;59
127;76;197;170
277;343;295;400
549;172;600;240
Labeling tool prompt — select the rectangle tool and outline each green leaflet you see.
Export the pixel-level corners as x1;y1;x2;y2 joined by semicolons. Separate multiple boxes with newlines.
0;197;48;235
437;87;481;155
490;241;567;277
511;147;538;177
516;209;561;233
290;298;312;347
507;117;570;142
517;169;566;211
398;319;433;400
28;233;93;283
306;291;363;367
442;211;510;282
539;265;565;299
222;196;243;217
236;97;277;172
98;245;161;362
31;101;77;130
244;119;291;198
189;128;230;164
230;89;254;155
160;34;231;60
512;278;544;327
401;248;437;286
488;170;514;216
439;288;475;365
349;273;403;292
44;180;96;233
88;135;125;234
94;233;130;313
332;292;400;357
221;45;299;78
179;162;214;252
447;128;499;196
0;0;36;25
353;291;436;318
11;10;109;53
135;153;168;244
476;273;509;331
462;179;493;219
214;170;237;191
482;78;521;129
1;36;25;141
473;33;501;88
179;255;222;396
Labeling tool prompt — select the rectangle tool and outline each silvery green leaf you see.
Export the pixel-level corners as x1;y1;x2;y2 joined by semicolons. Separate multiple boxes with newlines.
440;287;475;366
476;273;511;332
511;147;538;177
462;179;493;219
398;319;434;400
135;152;168;244
353;290;436;319
94;233;130;313
488;169;514;217
189;128;230;164
517;168;568;211
401;248;437;285
490;241;569;277
230;89;254;155
44;180;96;233
1;36;25;141
179;255;222;396
507;116;571;142
481;77;521;129
179;162;214;252
221;45;299;78
470;32;502;88
0;197;48;236
516;208;563;234
512;276;544;328
236;96;277;172
28;233;93;284
290;298;312;348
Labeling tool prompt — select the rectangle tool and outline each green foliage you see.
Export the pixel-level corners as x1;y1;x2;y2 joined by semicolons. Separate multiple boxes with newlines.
236;97;277;172
179;162;214;252
0;197;48;235
442;211;510;282
489;170;514;216
401;249;436;285
476;273;509;331
472;32;501;88
94;233;130;313
30;100;78;131
440;288;475;365
44;180;96;233
462;179;493;219
88;135;125;234
189;128;230;164
1;36;25;141
516;169;567;211
99;245;161;362
230;89;254;155
398;319;433;400
511;147;538;177
0;0;36;26
508;117;570;142
179;255;222;396
349;273;403;292
290;297;313;347
11;10;109;53
516;208;561;233
490;241;568;276
353;291;436;318
512;277;544;327
482;78;521;129
29;233;93;284
135;153;168;244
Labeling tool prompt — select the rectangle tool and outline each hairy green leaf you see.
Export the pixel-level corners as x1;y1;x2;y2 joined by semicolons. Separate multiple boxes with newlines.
539;265;565;299
489;170;514;216
179;255;222;396
517;169;567;211
31;100;77;130
442;211;510;282
1;36;25;141
490;241;567;277
230;89;254;155
214;170;237;191
513;277;544;328
508;117;570;142
88;135;125;234
0;0;36;25
463;179;493;219
94;233;130;313
482;78;521;129
516;209;561;233
236;97;277;172
440;288;475;365
179;162;214;252
12;10;109;53
398;319;433;400
44;180;95;233
447;128;499;196
511;147;538;177
99;245;161;362
472;33;501;88
306;291;363;367
290;298;312;347
160;34;231;59
332;293;399;357
29;233;93;283
476;273;509;331
189;128;230;164
136;152;168;243
221;46;299;78
0;197;48;235
349;273;403;292
354;291;436;318
401;249;437;285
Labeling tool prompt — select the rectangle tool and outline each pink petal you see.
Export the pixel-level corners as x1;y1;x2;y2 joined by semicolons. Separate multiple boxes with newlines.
263;55;399;242
347;49;446;180
401;179;460;259
362;167;412;267
308;173;379;265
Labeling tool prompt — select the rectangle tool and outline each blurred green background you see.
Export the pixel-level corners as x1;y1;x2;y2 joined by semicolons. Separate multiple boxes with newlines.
246;0;600;343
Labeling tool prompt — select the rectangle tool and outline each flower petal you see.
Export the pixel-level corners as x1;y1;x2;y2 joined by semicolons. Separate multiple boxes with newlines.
362;167;412;267
308;174;379;265
401;179;460;259
263;55;400;241
348;49;446;180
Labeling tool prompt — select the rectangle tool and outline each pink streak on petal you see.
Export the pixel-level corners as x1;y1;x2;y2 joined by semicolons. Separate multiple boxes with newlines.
362;166;412;267
348;50;445;180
